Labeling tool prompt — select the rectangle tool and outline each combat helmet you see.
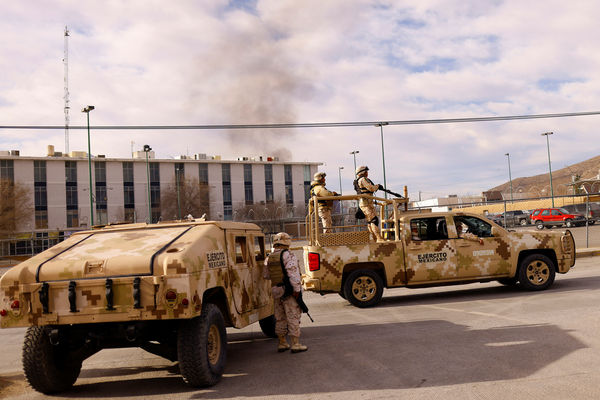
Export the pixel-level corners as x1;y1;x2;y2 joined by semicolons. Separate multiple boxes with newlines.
355;165;369;177
313;171;326;181
273;232;292;247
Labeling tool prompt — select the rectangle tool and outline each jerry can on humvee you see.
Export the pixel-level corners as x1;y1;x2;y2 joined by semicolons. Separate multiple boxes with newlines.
0;219;275;394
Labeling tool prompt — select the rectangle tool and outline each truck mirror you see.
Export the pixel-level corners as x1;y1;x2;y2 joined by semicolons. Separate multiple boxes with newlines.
491;226;500;237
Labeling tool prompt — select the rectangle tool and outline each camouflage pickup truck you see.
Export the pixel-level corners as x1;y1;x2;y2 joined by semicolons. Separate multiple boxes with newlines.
303;195;576;307
0;219;275;393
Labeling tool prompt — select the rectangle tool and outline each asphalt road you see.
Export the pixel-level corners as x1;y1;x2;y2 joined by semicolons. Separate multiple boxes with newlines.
2;252;600;399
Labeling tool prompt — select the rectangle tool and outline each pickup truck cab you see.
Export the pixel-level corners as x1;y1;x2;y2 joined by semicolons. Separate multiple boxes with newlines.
303;195;576;307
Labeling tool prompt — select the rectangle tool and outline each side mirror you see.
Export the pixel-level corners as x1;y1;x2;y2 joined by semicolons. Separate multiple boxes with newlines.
491;226;501;237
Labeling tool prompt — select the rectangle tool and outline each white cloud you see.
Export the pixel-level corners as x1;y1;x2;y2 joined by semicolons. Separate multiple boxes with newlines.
1;0;600;200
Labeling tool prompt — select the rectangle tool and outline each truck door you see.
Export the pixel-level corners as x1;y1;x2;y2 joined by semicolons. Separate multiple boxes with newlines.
404;216;458;284
451;216;506;278
227;231;254;313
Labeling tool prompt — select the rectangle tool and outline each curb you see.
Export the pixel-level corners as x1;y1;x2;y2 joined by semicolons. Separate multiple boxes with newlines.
576;249;600;258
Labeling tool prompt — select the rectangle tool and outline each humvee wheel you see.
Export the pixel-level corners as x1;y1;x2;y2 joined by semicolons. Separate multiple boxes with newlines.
259;315;277;338
343;269;384;308
178;303;227;387
22;326;82;394
518;254;556;291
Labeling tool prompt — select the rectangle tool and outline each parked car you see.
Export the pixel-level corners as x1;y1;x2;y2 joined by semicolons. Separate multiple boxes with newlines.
494;210;530;227
561;203;600;225
530;208;586;229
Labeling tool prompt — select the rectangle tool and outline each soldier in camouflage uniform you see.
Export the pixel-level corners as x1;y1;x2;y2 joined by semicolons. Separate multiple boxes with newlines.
310;172;338;233
455;218;484;245
264;232;308;353
355;165;383;241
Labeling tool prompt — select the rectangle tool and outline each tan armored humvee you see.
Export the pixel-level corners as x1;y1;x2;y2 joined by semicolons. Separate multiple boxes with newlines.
0;219;275;394
303;194;576;307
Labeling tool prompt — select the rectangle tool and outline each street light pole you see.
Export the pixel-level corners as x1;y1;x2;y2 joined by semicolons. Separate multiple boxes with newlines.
541;132;555;207
350;150;359;174
338;166;344;216
144;144;152;223
176;165;182;220
375;123;389;199
505;153;513;203
82;105;95;226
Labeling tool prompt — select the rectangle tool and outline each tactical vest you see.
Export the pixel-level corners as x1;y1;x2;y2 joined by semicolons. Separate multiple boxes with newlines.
310;183;328;204
266;249;285;287
354;177;375;194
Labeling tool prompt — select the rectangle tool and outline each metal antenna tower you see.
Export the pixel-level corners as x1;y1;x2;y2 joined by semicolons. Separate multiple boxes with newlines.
63;26;70;154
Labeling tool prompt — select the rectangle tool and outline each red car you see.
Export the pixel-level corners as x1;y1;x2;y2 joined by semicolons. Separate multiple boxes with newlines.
530;208;586;229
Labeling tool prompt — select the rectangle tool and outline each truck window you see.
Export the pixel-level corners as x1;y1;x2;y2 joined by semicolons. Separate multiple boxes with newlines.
454;216;492;237
253;236;265;261
410;217;448;241
234;236;248;263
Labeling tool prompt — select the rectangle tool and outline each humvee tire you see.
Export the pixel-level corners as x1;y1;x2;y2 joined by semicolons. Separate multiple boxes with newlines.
259;315;277;338
22;326;82;394
178;303;227;387
343;269;384;308
519;254;556;291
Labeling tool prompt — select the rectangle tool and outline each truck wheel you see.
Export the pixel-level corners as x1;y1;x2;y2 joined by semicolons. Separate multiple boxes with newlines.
178;303;227;387
590;221;596;225
259;315;277;338
343;269;384;308
520;219;528;226
535;221;544;230
22;326;82;394
518;254;556;291
565;219;573;228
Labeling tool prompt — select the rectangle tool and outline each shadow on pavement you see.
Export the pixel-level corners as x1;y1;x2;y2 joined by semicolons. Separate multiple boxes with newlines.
63;319;585;398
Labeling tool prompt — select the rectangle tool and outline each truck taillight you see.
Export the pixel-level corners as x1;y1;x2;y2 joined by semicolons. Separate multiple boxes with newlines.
0;309;7;317
165;290;177;301
10;300;20;310
308;252;320;272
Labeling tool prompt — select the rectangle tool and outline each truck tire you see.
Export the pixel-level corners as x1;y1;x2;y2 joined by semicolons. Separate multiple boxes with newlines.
518;254;556;291
343;269;384;308
178;303;227;387
259;315;277;338
520;219;528;226
535;221;544;230
22;326;82;394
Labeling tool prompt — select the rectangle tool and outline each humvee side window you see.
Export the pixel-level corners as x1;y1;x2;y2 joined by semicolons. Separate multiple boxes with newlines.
254;236;265;261
234;236;248;263
410;217;448;241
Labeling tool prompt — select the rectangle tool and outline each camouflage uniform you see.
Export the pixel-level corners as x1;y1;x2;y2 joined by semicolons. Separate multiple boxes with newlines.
310;172;338;233
355;166;382;241
455;219;484;244
264;233;308;353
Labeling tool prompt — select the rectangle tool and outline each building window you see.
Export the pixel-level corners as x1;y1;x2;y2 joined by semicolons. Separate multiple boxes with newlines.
264;164;273;204
95;163;107;220
244;164;253;205
175;163;185;183
149;163;160;222
0;160;14;181
123;162;135;221
198;163;208;185
222;164;231;220
94;161;106;183
35;210;48;229
34;161;47;183
66;186;78;208
304;165;311;204
66;209;78;228
284;164;293;205
65;161;77;183
96;209;108;225
34;186;48;208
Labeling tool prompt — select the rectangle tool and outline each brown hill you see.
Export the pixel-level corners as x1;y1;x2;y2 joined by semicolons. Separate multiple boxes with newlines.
489;154;600;196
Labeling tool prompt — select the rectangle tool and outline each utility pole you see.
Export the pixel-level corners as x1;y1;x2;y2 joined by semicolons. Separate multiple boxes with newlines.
63;26;70;155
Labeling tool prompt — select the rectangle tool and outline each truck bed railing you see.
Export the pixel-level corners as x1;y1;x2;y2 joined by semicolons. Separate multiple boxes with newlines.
307;194;409;247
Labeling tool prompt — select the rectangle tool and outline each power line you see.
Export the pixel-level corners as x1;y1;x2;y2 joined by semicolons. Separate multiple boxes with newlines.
1;110;600;131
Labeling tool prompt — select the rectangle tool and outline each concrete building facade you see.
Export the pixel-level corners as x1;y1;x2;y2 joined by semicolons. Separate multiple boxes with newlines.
0;151;321;234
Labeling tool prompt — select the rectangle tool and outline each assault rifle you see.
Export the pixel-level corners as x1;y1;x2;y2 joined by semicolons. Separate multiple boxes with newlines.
379;186;404;198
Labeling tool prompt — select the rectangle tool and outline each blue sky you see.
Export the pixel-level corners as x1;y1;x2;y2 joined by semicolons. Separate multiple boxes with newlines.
1;0;599;200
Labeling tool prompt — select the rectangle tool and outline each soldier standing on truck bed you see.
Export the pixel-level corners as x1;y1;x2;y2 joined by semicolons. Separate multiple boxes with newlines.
264;232;308;353
310;172;338;233
354;165;383;241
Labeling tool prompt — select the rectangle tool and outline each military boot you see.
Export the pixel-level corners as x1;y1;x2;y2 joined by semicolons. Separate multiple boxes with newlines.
290;336;308;353
277;335;290;352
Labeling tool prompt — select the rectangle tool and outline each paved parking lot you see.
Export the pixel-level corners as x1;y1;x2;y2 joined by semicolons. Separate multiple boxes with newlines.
2;252;600;399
